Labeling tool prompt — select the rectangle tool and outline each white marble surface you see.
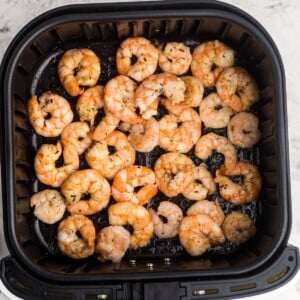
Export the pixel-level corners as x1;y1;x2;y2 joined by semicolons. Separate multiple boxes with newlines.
0;0;299;299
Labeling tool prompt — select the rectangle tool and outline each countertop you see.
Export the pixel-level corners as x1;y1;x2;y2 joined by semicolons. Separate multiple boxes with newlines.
0;0;299;299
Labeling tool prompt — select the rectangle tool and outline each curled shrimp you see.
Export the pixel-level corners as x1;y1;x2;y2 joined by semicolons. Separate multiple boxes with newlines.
34;141;79;187
191;40;234;87
135;73;186;119
61;169;111;215
57;214;96;259
61;122;92;155
227;112;261;148
222;211;256;244
181;76;204;107
104;75;141;124
216;67;259;112
85;131;136;180
91;112;120;142
215;161;262;205
186;200;225;226
179;214;225;256
30;189;66;224
112;165;158;205
182;163;216;201
149;201;183;239
158;99;201;153
154;152;194;197
194;132;237;172
128;117;159;152
76;85;104;126
116;37;158;82
200;93;234;129
108;202;153;249
27;92;73;137
58;48;100;96
95;226;130;263
158;42;192;75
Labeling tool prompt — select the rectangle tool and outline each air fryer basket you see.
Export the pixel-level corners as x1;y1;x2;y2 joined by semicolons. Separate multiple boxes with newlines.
0;0;299;299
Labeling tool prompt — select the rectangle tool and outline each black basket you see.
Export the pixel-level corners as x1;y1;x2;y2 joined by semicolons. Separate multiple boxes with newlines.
0;1;299;299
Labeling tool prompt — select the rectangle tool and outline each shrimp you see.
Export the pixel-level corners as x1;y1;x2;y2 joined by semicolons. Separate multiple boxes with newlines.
158;99;201;153
104;75;141;124
181;76;204;107
76;85;104;126
215;161;262;205
57;214;95;259
61;122;92;155
61;169;111;215
158;42;192;75
85;131;136;180
95;226;130;263
91;112;120;142
191;40;234;87
216;67;260;112
27;92;73;137
182;164;216;201
179;214;225;256
154;152;194;197
112;165;158;205
135;73;186;119
222;211;256;244
200;93;234;129
186;200;224;226
58;48;100;96
227;112;261;148
149;201;183;239
30;189;66;224
116;37;158;82
108;202;153;249
128;117;159;152
34;141;79;187
194;132;237;172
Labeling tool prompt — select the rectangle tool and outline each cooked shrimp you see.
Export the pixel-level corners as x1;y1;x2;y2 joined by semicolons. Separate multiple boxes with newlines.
228;112;261;148
154;152;194;197
95;226;130;263
57;214;95;259
61;169;111;215
200;93;234;129
116;37;158;82
91;112;120;142
27;92;73;137
186;200;224;226
159;99;201;153
216;67;260;112
135;73;186;119
158;42;192;75
215;161;262;204
191;40;234;87
179;214;225;256
85;131;136;180
30;189;66;224
104;75;141;124
34;141;79;187
149;201;183;239
194;132;237;171
76;85;104;126
182;164;216;201
128;117;159;152
58;48;100;96
61;122;92;155
112;165;157;205
181;76;204;107
108;202;153;249
222;211;256;244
